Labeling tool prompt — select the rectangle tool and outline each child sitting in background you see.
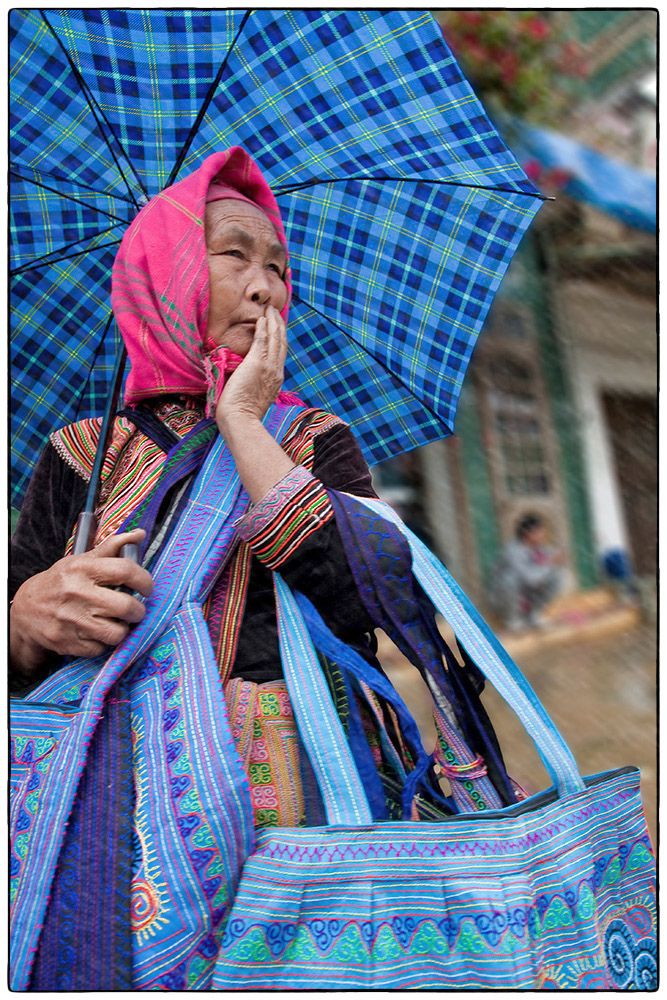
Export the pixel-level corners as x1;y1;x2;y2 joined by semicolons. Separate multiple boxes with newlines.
489;514;565;631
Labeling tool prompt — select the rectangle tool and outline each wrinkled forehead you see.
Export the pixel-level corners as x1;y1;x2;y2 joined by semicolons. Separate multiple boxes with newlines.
204;198;286;253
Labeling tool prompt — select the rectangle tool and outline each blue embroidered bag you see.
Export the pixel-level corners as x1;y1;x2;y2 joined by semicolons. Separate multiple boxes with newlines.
11;430;656;990
9;406;301;991
212;496;657;991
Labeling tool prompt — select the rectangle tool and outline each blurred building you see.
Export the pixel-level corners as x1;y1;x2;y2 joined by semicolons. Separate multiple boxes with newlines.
374;10;657;609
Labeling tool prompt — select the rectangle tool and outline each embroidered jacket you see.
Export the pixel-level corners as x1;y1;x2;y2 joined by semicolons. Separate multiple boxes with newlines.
10;401;378;690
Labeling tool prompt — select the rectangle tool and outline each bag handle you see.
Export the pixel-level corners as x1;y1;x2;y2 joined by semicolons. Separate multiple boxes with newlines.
275;576;374;826
355;497;585;798
275;496;584;827
121;419;218;556
66;406;303;706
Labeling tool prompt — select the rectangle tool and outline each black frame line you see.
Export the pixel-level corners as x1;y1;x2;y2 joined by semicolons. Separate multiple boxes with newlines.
10;169;132;225
166;8;253;187
274;175;551;201
41;9;148;209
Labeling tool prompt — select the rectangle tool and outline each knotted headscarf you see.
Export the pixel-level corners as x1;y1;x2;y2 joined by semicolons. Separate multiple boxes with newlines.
111;147;301;413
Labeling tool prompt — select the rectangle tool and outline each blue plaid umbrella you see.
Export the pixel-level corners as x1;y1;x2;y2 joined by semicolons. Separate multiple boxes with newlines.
10;8;543;507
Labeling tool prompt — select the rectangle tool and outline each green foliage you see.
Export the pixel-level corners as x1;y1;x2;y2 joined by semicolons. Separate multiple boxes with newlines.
436;11;589;122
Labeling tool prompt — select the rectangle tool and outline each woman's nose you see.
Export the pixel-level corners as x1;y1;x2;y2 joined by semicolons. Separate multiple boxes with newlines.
245;265;271;305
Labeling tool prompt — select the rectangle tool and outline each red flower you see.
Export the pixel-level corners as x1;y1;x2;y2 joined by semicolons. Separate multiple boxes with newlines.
498;50;520;86
523;159;543;182
523;17;550;41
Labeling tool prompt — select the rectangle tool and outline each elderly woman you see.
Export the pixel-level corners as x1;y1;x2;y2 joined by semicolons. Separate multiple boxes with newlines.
11;151;378;824
10;149;514;990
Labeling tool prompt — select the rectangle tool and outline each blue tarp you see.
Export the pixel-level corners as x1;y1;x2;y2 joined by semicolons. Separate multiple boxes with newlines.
513;121;655;233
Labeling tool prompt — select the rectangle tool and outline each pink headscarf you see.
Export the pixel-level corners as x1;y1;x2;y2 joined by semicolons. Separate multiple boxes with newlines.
111;147;301;413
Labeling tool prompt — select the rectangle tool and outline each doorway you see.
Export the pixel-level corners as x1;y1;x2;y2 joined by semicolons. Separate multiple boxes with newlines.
602;392;657;576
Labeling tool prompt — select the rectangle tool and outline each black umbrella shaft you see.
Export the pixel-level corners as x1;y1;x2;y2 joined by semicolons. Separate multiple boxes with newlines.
71;339;127;555
166;9;252;187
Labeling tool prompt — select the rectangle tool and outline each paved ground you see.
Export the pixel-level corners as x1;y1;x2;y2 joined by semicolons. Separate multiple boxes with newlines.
481;620;657;845
380;620;657;845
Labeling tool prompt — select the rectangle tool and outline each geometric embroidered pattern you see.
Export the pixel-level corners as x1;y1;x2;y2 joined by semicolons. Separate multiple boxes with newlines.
236;466;334;570
211;769;657;989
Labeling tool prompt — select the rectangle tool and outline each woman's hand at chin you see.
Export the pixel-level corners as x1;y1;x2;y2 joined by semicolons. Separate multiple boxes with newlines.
215;304;287;433
214;305;295;504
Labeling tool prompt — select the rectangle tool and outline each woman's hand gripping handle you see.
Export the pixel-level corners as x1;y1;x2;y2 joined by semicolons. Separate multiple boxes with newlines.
10;527;153;678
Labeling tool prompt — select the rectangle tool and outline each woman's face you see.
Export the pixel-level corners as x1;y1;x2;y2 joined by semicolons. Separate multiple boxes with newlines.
205;199;288;356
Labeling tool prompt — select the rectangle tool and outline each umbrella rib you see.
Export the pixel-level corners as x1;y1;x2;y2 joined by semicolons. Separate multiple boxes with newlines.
273;175;550;201
9;165;139;207
10;169;131;224
166;9;253;187
11;238;123;277
41;9;148;208
72;311;119;433
290;290;451;430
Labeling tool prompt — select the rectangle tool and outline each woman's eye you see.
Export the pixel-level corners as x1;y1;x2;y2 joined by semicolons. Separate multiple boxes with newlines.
268;263;286;278
220;248;244;259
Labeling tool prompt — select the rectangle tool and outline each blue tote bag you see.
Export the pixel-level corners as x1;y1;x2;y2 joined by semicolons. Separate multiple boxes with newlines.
212;496;657;991
10;405;302;991
11;440;656;990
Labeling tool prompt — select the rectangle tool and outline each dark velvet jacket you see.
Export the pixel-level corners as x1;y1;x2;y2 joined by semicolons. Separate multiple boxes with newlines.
10;419;378;692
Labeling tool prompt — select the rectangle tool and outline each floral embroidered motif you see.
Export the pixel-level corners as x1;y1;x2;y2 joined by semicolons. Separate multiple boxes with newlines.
225;679;305;828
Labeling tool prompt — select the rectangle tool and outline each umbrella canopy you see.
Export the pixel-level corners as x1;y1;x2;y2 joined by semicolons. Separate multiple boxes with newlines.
10;8;542;507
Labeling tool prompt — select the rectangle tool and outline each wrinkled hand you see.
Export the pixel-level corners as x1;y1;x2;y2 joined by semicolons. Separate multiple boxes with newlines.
216;305;287;433
10;527;153;674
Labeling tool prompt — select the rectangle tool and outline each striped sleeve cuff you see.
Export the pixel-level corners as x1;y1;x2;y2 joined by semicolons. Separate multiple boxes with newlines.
234;465;334;569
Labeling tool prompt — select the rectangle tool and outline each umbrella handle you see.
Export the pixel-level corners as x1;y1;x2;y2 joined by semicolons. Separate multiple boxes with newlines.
71;511;98;555
71;514;139;565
